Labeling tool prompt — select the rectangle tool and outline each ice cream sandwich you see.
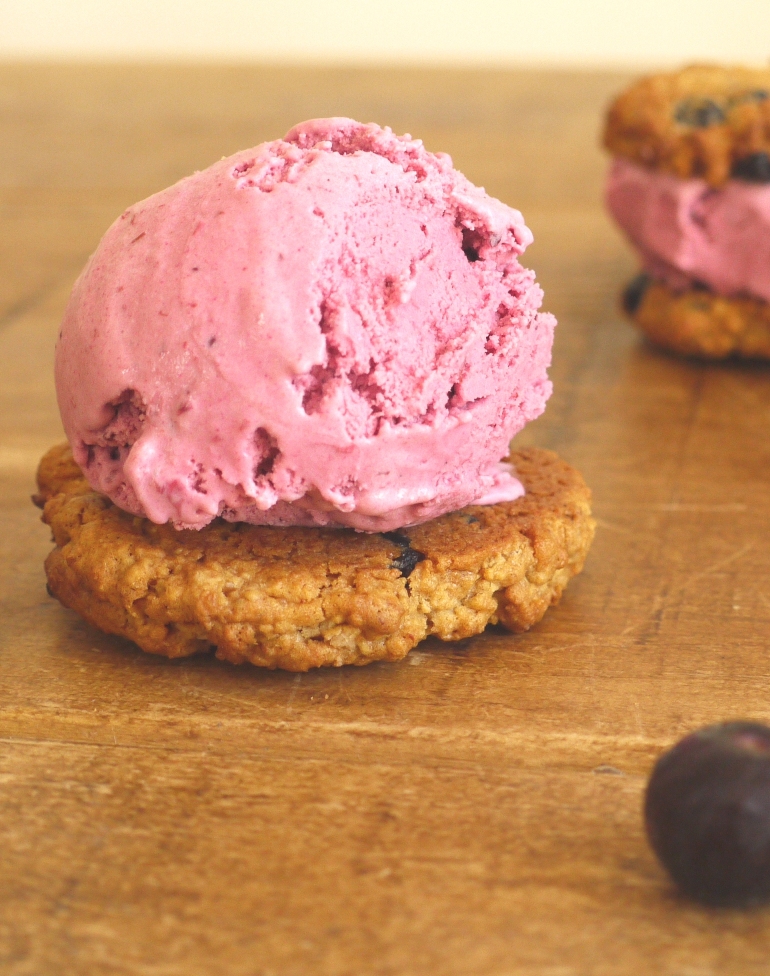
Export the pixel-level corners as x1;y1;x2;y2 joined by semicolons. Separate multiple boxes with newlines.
604;65;770;359
38;118;594;669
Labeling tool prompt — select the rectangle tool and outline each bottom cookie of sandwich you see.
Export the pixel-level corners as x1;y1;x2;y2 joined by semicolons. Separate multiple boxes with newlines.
35;443;595;671
623;274;770;360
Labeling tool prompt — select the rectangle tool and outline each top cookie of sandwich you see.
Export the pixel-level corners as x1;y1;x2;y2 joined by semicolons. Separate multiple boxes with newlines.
604;65;770;186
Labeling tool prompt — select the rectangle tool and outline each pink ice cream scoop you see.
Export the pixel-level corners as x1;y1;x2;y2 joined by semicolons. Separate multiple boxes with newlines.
55;118;555;532
606;156;770;303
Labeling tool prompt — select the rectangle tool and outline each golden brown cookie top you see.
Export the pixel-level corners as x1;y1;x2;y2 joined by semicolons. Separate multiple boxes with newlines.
604;64;770;186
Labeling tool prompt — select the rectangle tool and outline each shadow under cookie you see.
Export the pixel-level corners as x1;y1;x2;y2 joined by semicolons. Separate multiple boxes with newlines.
35;443;595;671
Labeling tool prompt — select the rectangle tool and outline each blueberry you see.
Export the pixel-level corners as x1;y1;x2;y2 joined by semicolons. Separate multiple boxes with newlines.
644;721;770;907
383;532;426;579
731;152;770;183
622;273;651;315
674;99;726;128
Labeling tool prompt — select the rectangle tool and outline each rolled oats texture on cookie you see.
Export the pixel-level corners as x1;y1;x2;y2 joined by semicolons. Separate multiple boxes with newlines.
36;443;595;670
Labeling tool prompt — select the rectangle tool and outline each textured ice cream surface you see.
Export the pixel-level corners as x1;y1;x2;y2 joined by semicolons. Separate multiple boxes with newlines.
607;156;770;304
56;118;556;532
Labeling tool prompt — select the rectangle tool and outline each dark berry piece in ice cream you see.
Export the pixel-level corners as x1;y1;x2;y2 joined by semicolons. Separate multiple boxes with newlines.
644;721;770;907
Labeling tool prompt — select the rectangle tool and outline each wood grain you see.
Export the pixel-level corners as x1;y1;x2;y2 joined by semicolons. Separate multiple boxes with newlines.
2;63;770;975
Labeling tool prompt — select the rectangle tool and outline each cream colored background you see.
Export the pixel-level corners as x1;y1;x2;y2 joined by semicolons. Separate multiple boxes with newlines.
1;0;769;64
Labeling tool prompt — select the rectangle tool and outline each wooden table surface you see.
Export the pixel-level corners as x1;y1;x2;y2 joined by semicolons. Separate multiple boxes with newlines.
2;64;770;976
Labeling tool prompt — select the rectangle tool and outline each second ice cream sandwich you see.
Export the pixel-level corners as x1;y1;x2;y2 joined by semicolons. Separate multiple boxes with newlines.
604;65;770;359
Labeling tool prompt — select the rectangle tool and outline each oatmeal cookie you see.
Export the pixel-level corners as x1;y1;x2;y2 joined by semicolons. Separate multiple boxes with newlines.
604;64;770;186
622;274;770;359
36;443;595;671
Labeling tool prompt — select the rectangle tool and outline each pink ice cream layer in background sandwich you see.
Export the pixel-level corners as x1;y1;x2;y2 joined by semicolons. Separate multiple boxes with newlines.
55;118;556;533
606;156;770;304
